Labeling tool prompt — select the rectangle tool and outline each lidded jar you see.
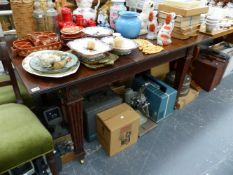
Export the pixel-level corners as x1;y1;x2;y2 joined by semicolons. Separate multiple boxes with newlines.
110;0;126;29
33;0;46;31
45;0;58;33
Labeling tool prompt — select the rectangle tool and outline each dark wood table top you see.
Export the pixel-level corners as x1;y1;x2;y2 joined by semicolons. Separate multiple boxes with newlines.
11;33;212;95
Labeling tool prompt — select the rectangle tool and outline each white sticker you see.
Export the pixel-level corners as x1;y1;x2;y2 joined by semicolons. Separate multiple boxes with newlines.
31;87;40;92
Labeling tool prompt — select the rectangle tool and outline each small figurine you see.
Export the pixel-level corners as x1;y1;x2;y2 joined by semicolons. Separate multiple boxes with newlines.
146;11;158;40
157;12;176;46
139;0;155;35
97;10;110;28
73;0;100;21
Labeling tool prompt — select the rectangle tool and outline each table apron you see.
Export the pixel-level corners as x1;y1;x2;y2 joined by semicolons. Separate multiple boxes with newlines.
75;48;188;94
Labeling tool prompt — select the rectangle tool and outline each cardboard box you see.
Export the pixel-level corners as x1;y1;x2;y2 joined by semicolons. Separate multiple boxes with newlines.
159;17;200;28
159;11;200;23
172;30;198;39
97;103;140;156
177;88;199;109
173;25;200;35
158;4;208;16
150;63;170;79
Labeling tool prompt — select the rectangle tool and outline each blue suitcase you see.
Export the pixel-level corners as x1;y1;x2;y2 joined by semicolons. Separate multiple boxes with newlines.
132;75;177;122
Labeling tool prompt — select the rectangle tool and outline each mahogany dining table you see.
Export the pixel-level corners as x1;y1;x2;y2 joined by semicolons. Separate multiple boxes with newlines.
9;33;212;163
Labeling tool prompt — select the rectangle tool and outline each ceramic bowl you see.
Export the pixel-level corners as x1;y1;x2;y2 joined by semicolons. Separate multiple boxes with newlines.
82;27;114;38
206;23;219;33
67;37;112;59
101;36;138;55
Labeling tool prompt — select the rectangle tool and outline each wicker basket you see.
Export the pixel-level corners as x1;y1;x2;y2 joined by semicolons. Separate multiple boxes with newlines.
10;0;35;38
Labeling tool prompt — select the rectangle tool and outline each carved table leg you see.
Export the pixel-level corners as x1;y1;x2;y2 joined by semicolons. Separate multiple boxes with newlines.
61;86;85;163
174;47;194;102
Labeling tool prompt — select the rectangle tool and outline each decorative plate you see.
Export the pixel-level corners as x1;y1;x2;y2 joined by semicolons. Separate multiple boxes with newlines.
60;26;83;35
82;27;114;38
22;52;80;78
67;38;112;59
101;36;138;55
28;50;79;74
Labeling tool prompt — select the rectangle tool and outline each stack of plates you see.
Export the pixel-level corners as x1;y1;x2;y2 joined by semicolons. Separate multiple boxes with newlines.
60;26;85;43
22;50;80;78
206;16;220;33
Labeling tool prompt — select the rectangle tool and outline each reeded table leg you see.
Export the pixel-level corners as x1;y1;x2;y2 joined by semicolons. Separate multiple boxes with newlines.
61;86;85;163
174;47;194;103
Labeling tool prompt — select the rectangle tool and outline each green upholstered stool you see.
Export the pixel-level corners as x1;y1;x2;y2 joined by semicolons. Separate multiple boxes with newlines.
0;74;33;105
0;103;54;174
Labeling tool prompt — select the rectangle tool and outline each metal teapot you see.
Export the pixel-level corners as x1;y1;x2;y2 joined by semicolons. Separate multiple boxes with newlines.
73;0;100;21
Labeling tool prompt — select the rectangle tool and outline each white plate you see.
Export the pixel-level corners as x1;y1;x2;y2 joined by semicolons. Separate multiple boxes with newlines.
82;27;114;37
67;38;112;59
101;36;138;55
22;54;80;78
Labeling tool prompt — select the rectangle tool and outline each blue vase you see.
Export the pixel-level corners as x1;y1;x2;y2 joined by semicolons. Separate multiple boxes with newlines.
115;11;141;39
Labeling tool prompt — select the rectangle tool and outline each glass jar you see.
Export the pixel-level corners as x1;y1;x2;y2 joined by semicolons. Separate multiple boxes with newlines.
45;0;58;33
33;0;46;32
110;0;126;29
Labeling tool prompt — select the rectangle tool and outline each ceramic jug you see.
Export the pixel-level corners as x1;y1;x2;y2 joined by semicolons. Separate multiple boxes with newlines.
73;0;100;21
115;11;141;39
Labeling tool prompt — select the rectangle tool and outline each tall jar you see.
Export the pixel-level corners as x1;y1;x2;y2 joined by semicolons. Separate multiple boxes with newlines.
110;0;126;29
33;0;46;31
115;11;141;39
45;0;58;33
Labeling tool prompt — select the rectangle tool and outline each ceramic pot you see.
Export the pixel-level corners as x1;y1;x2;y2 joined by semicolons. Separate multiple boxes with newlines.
115;11;141;39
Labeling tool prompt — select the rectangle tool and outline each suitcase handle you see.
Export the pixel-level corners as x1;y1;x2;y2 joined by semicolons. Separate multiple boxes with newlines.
145;74;168;93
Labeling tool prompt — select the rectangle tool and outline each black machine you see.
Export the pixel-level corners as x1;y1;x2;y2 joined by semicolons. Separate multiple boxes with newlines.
9;156;52;175
83;87;122;142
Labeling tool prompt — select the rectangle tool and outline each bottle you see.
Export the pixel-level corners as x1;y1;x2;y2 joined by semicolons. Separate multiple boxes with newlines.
45;0;58;33
110;0;127;29
33;0;46;31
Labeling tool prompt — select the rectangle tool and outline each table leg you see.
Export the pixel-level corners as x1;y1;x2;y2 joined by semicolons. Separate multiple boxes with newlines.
173;47;193;100
61;86;85;163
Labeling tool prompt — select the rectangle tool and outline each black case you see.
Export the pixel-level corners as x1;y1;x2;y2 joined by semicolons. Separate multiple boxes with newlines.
83;87;122;142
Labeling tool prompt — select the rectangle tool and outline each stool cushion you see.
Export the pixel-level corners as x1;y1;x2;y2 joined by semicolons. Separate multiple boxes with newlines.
0;74;32;105
0;103;53;173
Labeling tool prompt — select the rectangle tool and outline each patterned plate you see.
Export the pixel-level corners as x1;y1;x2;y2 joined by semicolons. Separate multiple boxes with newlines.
28;50;78;74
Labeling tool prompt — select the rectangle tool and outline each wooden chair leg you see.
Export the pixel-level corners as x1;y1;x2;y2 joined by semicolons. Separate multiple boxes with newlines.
46;152;58;175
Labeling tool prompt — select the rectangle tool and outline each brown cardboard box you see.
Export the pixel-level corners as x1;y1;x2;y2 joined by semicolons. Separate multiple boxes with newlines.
158;4;208;16
150;63;169;79
159;17;200;28
177;88;199;109
97;103;140;156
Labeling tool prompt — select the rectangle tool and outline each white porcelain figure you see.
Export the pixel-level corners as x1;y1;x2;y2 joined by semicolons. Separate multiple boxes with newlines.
157;12;176;46
73;0;100;21
146;11;158;40
97;9;110;28
139;0;155;35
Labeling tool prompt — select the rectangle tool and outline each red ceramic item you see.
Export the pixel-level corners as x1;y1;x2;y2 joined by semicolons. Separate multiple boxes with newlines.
73;14;87;27
86;19;96;27
58;7;76;29
12;32;62;57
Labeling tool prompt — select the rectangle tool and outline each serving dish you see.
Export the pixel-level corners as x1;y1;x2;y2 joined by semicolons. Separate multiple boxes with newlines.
67;37;112;59
101;36;138;55
60;26;83;35
28;50;78;74
22;51;80;78
82;27;114;37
